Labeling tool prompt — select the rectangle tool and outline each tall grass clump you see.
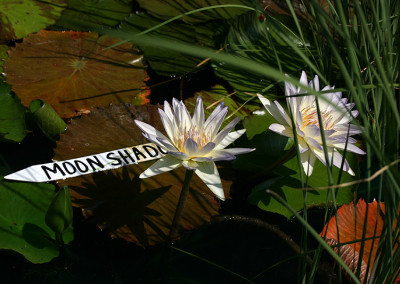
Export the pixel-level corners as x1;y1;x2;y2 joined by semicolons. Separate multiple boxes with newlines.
106;0;399;282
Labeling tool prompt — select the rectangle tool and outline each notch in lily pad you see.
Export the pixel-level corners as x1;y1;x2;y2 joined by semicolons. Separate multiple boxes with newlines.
45;185;73;244
30;99;66;141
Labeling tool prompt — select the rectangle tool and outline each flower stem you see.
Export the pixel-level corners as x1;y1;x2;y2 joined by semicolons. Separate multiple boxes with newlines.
167;169;194;244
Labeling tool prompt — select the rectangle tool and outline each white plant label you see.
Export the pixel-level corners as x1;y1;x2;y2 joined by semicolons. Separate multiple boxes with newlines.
4;143;167;182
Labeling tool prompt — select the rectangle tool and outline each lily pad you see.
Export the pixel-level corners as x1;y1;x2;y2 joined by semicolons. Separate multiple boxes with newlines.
54;103;231;247
0;81;26;142
119;13;219;76
3;30;149;118
321;200;388;283
0;179;73;263
232;108;290;172
0;44;9;73
0;0;66;41
249;151;357;218
55;0;133;30
137;0;253;24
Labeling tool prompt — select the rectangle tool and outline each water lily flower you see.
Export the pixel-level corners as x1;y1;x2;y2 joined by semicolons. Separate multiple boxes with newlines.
258;71;365;176
135;97;255;200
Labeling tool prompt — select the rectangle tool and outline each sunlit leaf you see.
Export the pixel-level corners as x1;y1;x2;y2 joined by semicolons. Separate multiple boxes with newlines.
0;179;73;263
136;0;253;24
3;30;149;118
55;0;133;30
54;103;231;247
0;0;66;41
118;12;219;76
0;81;26;142
186;84;258;127
248;152;357;218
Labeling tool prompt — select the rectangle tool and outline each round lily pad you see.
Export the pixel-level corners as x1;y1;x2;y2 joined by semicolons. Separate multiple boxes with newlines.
3;30;149;118
54;103;231;247
0;0;66;41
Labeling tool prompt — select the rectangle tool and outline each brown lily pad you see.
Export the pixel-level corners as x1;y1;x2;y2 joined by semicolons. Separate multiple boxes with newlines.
54;103;231;247
320;199;399;282
4;30;149;118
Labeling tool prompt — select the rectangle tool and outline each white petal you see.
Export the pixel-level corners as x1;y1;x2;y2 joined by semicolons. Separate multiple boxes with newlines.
220;147;255;156
213;117;240;146
158;109;175;141
155;136;178;152
168;151;190;160
184;138;199;156
179;100;192;131
257;94;290;126
195;162;225;200
299;71;308;87
274;101;292;126
135;120;170;141
192;96;205;130
140;155;182;178
269;123;294;138
196;142;216;157
300;150;316;176
164;101;174;121
332;142;366;155
205;106;228;138
204;102;225;130
194;151;236;162
305;136;323;151
214;129;246;150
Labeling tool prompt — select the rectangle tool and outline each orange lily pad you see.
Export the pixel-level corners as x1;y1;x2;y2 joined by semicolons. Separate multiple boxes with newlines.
54;103;231;247
3;30;149;118
321;199;391;282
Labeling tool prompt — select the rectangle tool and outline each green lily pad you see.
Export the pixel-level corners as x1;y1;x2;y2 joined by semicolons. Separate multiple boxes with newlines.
119;12;219;76
55;0;133;30
0;0;66;41
3;30;148;118
0;179;73;263
0;81;26;142
232;109;291;172
248;152;358;218
137;0;253;24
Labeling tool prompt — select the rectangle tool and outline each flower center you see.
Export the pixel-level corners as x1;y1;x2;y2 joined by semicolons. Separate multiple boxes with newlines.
177;125;212;153
301;105;334;130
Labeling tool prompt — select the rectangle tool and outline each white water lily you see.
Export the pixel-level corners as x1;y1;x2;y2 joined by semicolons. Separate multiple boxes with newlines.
135;97;255;200
258;71;365;176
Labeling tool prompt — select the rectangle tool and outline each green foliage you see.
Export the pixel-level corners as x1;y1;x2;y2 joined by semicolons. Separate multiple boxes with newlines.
45;186;73;242
0;44;8;73
0;0;66;40
55;0;132;30
213;11;311;99
248;153;357;218
233;109;290;172
119;12;219;75
136;0;253;23
0;81;26;142
30;99;66;141
0;179;73;263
